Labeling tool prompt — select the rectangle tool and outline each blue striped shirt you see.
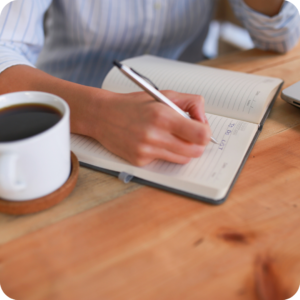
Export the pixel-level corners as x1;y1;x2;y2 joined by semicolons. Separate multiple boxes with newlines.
0;0;299;88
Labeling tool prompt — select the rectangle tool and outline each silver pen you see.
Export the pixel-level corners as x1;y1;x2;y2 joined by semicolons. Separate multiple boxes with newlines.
113;60;219;145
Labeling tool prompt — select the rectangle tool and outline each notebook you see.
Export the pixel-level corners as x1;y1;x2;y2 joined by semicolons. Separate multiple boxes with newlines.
71;55;283;204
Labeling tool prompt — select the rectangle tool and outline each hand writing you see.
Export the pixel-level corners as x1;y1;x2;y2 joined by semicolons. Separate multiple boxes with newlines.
80;90;211;166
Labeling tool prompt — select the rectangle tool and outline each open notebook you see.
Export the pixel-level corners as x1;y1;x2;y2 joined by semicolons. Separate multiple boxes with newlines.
71;55;283;204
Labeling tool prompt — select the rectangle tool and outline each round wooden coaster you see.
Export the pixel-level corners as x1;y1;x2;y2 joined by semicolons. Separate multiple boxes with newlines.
0;152;79;215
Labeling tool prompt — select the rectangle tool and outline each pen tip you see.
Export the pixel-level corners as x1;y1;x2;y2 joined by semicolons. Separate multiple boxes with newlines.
211;137;219;144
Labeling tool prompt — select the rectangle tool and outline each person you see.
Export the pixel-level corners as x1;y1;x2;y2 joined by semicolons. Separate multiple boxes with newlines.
0;0;299;166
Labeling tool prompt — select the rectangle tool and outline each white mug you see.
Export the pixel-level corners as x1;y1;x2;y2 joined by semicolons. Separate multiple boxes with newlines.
0;91;70;201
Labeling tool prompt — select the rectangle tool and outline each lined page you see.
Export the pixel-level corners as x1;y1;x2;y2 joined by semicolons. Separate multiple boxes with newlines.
71;114;258;200
102;55;282;124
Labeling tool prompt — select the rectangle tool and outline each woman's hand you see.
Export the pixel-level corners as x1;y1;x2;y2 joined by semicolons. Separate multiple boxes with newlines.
79;90;211;166
0;66;211;166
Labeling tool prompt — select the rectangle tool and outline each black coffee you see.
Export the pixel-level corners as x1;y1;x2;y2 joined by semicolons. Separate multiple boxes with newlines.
0;103;62;142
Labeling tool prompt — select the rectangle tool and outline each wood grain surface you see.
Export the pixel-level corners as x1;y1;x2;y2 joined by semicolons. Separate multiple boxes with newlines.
1;43;300;300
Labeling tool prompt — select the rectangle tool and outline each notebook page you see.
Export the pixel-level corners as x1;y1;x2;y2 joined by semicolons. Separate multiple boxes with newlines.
102;55;282;124
71;113;258;200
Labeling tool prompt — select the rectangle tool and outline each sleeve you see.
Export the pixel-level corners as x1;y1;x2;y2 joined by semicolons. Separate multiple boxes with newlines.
228;0;300;53
0;0;52;73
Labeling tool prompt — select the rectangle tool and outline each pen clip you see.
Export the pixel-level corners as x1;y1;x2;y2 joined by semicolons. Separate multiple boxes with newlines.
129;68;159;91
113;60;159;91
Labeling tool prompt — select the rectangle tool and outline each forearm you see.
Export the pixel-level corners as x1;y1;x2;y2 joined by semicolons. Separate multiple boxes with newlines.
0;65;211;166
0;65;106;138
244;0;284;16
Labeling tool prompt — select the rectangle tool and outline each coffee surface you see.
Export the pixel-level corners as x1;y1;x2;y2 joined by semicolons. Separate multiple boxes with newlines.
0;103;62;142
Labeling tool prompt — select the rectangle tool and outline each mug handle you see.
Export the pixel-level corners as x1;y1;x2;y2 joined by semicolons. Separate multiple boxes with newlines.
0;153;26;191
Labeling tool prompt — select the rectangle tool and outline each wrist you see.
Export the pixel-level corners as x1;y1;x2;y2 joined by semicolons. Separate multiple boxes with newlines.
70;86;116;141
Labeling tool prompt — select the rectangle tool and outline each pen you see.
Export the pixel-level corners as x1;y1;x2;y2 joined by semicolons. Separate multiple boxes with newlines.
113;60;219;145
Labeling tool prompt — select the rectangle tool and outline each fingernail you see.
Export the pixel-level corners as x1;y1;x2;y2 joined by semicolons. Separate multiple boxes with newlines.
200;112;206;123
204;115;209;124
201;113;208;124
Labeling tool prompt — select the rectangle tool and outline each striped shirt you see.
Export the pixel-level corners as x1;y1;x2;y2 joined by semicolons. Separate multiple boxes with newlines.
0;0;299;88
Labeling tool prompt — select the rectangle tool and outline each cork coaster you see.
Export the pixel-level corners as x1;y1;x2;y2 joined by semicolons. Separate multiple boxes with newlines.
0;152;79;215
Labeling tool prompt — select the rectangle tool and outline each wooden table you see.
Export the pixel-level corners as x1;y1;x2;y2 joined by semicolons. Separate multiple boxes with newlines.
2;44;300;300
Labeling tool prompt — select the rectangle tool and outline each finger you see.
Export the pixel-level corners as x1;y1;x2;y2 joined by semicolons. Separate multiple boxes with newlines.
148;147;193;165
159;91;211;145
146;129;206;158
164;111;211;146
109;141;193;166
156;149;191;164
161;90;207;123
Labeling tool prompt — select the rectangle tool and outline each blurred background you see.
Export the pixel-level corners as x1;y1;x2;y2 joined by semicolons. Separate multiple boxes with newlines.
203;0;254;59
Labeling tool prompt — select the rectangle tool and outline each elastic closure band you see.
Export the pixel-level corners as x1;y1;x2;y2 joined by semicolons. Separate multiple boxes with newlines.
118;172;134;184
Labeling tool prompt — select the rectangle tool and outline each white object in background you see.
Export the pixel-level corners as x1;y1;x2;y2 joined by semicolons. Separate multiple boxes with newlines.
220;22;254;50
286;286;300;299
0;0;14;16
0;286;14;300
203;21;254;59
203;21;221;58
0;91;70;201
